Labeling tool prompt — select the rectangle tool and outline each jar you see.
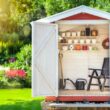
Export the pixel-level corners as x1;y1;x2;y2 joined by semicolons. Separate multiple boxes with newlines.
72;32;76;37
75;44;82;50
92;39;96;44
82;45;88;50
60;38;67;43
62;46;68;51
91;30;98;36
69;45;74;50
66;32;71;37
81;31;85;36
80;39;85;44
77;31;81;36
62;33;66;37
68;39;72;44
88;46;92;50
85;27;91;36
86;39;90;44
74;39;79;44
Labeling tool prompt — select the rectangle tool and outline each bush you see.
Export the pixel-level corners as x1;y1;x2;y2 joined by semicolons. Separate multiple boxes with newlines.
0;70;24;88
0;32;24;65
6;44;32;88
0;70;8;88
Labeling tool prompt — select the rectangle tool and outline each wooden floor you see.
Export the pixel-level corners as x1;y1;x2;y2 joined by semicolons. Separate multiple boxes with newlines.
59;89;110;96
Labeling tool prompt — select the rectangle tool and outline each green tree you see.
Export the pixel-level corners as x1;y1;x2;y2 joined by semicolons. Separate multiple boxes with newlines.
11;0;46;27
45;0;110;16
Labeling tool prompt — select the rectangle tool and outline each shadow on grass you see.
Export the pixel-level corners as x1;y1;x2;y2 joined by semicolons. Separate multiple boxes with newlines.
0;99;43;110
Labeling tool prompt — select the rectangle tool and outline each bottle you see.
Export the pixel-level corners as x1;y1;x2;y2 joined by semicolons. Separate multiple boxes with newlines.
60;37;67;43
85;27;91;36
81;31;85;36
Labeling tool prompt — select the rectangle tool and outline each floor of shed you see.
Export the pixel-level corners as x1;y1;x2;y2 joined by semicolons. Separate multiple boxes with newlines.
59;89;110;96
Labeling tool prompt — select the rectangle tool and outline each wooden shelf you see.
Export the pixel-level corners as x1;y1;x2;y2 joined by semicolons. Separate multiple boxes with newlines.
59;50;99;53
59;43;98;45
60;36;98;39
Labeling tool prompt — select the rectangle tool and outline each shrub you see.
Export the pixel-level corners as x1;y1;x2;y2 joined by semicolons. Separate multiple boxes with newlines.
0;70;24;88
6;44;32;88
0;32;24;65
0;70;8;88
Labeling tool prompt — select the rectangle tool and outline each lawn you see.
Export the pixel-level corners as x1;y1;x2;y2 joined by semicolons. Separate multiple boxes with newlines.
0;89;44;110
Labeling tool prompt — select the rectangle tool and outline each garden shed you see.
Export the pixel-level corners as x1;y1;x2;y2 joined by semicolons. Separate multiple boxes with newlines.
31;5;110;101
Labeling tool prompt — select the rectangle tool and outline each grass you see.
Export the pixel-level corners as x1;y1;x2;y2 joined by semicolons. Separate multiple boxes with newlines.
0;88;44;110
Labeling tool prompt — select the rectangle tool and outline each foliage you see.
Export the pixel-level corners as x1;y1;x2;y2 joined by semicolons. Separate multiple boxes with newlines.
6;44;32;88
0;89;44;110
0;32;23;64
0;70;8;88
0;70;25;88
45;0;110;15
11;0;46;27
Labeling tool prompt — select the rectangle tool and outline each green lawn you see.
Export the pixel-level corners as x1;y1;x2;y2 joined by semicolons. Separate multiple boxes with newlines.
0;89;44;110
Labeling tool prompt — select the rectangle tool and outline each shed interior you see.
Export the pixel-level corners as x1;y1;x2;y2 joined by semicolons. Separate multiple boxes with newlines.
57;22;109;96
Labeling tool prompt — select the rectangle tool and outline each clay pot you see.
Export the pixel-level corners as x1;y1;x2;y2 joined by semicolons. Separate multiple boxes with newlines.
82;45;88;50
75;44;82;50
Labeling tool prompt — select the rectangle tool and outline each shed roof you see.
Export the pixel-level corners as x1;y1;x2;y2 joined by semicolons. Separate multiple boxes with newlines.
35;5;110;23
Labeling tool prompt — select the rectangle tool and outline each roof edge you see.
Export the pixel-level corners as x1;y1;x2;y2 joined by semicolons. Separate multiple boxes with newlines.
32;5;110;23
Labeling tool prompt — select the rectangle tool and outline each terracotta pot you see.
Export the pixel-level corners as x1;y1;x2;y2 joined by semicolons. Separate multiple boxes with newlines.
82;45;88;50
75;44;82;50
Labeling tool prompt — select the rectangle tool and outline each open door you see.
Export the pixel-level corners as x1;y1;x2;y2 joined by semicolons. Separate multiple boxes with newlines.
32;22;58;97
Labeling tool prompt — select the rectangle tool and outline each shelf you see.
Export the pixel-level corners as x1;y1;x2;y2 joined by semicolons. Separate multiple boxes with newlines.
59;50;98;53
59;43;98;45
59;36;98;39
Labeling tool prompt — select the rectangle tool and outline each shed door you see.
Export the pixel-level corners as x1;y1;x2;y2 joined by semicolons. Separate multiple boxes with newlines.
32;23;58;97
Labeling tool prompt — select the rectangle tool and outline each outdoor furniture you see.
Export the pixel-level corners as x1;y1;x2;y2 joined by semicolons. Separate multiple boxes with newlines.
87;57;109;91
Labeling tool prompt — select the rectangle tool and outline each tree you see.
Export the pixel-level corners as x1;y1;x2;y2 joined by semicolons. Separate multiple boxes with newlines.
45;0;110;16
11;0;46;27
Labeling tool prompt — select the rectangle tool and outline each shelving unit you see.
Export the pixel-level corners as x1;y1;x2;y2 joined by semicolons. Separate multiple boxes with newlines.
58;35;99;51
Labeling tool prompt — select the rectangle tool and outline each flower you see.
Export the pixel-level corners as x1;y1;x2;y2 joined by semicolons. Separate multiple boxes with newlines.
6;69;26;79
9;57;16;63
17;70;26;78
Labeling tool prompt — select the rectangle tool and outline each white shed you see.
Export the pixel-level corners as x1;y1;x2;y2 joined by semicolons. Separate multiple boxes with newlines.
31;5;110;98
